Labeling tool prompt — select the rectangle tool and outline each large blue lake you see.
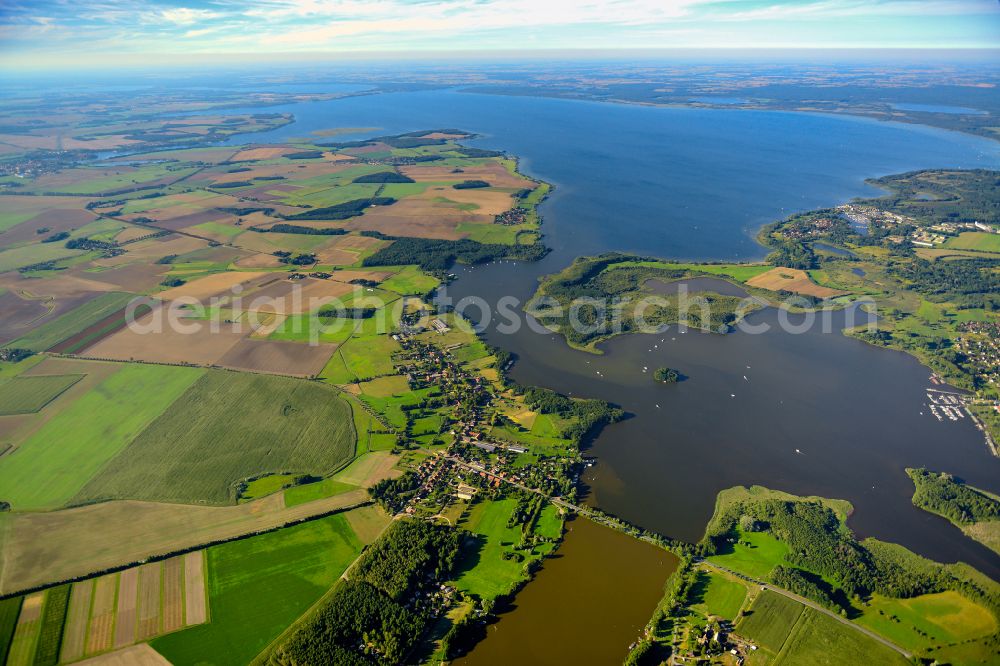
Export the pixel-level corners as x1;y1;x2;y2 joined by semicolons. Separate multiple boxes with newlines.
226;89;1000;575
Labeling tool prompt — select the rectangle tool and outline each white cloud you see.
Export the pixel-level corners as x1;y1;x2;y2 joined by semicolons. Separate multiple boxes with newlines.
159;7;221;25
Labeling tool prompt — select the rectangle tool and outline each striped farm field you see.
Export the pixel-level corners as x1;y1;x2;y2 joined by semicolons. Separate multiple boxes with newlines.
0;363;204;511
183;553;207;627
59;581;93;663
161;557;185;634
0;374;83;415
10;292;136;352
32;584;70;666
85;576;117;655
152;513;364;666
3;555;211;663
136;563;162;641
73;370;356;506
6;592;44;666
113;567;139;649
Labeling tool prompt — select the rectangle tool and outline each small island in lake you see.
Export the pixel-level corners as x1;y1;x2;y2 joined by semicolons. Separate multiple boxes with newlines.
654;367;682;383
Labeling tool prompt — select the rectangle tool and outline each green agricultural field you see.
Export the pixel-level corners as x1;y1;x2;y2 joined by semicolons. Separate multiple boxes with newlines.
42;164;193;195
454;498;560;601
0;374;82;415
379;265;440;295
240;474;299;502
856;591;997;655
0;363;203;510
337;334;399;381
319;349;355;384
0;211;36;233
284;183;380;208
11;291;136;352
0;596;22;664
267;313;359;345
242;230;338;254
358;374;410;398
610;260;773;283
190;221;243;238
0;354;44;380
358;385;433;430
775;607;909;666
735;590;804;653
283;478;358;508
689;570;748;621
945;231;1000;253
457;222;522;244
151;514;363;666
32;584;70;666
707;531;789;580
74;370;356;506
0;242;85;275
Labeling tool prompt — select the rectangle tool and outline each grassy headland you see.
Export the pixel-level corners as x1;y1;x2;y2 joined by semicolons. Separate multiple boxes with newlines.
907;468;1000;555
629;484;1000;665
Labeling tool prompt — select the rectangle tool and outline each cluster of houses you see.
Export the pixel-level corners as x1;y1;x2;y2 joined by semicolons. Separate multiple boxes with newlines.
494;206;529;226
0;151;85;182
912;220;998;247
668;617;757;666
836;203;912;231
956;321;1000;388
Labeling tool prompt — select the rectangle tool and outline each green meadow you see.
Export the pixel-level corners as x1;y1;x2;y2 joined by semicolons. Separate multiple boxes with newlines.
74;371;356;506
689;570;748;621
454;499;561;601
707;530;789;580
0;364;203;510
775;607;910;666
734;590;803;653
151;514;363;666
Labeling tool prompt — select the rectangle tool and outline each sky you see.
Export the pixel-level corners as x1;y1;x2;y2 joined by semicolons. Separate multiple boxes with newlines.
1;0;998;69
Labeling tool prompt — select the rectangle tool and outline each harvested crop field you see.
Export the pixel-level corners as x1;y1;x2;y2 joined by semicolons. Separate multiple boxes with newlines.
332;451;401;488
75;643;172;666
436;186;516;215
315;246;358;265
157;271;267;301
0;374;83;415
245;277;356;315
235;252;286;268
161;557;184;633
231;146;295;161
136;563;162;640
0;490;369;595
317;234;390;265
83;311;248;366
73;370;355;505
745;267;847;298
113;567;139;648
344;504;392;543
60;580;93;663
184;553;207;626
86;576;117;654
216;338;336;376
0;291;50;345
345;197;472;239
47;302;152;354
400;162;533;189
27;555;210;663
